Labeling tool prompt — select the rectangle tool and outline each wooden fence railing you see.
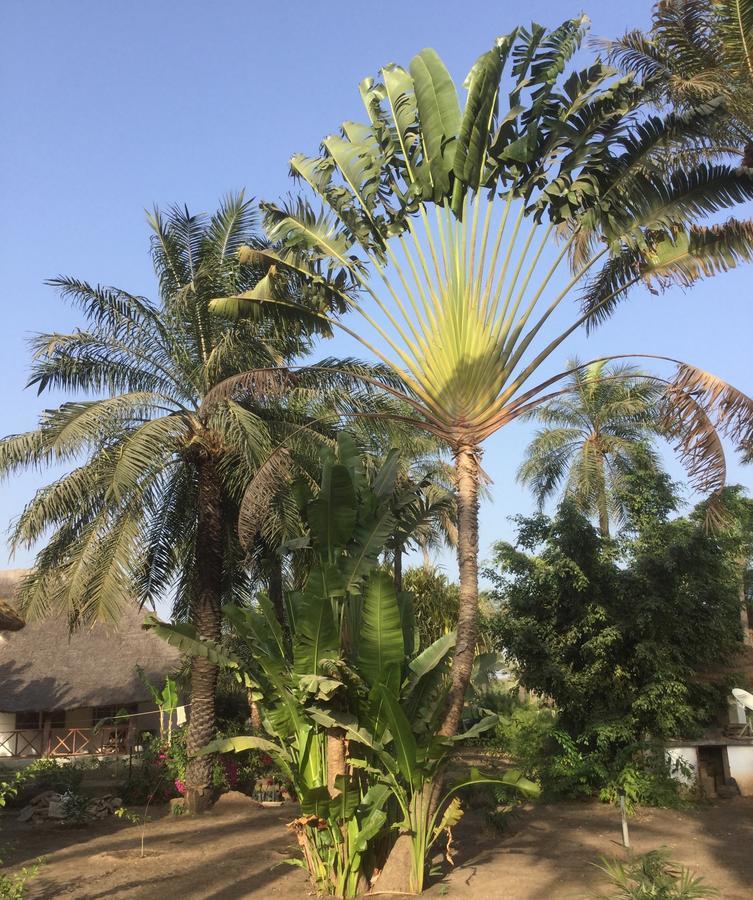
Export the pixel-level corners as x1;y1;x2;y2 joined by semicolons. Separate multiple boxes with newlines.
0;726;132;758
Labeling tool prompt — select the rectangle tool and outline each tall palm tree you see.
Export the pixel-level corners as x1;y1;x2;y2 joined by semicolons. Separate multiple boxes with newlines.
517;360;666;536
214;19;753;748
0;194;348;812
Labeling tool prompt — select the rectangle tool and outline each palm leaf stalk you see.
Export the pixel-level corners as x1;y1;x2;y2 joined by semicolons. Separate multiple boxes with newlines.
214;20;753;750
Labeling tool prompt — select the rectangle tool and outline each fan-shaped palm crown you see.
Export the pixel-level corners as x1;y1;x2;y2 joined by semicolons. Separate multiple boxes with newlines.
215;19;753;735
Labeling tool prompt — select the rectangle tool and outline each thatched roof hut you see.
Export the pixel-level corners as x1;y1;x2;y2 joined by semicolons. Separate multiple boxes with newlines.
0;569;26;632
0;570;180;713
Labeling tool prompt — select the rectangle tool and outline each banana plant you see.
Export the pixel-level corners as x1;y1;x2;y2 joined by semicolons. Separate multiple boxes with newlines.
146;440;537;895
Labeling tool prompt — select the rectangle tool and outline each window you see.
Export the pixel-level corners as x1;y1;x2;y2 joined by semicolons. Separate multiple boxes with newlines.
15;711;40;729
48;710;66;729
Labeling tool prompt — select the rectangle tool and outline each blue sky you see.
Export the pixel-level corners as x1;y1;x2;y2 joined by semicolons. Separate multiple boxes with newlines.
1;0;751;578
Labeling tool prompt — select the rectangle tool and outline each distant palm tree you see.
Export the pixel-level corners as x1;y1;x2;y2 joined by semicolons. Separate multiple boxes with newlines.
517;360;666;536
0;194;352;812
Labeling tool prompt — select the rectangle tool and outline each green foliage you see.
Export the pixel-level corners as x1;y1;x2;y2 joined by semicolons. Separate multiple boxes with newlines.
489;703;557;780
403;566;459;647
0;759;84;809
119;725;267;804
0;857;43;900
595;849;718;899
151;445;538;895
488;499;741;750
485;492;743;804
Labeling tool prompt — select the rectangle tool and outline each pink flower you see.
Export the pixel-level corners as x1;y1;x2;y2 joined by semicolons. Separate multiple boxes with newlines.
174;778;186;795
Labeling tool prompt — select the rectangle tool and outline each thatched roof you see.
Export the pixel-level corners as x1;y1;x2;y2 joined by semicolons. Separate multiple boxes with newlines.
0;569;26;631
0;571;180;712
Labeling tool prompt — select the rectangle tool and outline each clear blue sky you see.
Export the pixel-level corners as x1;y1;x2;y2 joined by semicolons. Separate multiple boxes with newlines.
1;0;751;578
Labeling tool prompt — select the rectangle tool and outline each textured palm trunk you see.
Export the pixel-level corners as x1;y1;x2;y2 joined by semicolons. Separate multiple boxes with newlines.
597;455;610;538
740;557;752;646
326;727;347;797
184;456;224;815
439;444;481;737
597;493;610;538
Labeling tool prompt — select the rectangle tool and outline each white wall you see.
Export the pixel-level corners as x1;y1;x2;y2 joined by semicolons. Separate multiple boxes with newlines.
727;746;753;796
667;746;698;785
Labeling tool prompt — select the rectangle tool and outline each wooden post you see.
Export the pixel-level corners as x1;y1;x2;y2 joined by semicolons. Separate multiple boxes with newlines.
620;793;630;849
42;718;51;757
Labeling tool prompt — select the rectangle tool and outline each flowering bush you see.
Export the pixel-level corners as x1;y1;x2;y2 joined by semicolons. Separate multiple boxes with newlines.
120;724;283;803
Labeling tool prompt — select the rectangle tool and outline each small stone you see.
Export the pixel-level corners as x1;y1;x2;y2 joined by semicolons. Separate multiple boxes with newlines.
18;805;35;822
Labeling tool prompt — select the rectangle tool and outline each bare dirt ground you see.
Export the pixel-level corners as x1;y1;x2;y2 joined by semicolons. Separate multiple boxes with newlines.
2;793;752;899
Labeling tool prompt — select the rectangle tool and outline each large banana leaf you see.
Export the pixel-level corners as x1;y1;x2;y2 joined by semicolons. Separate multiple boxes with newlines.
342;506;397;594
451;48;503;212
293;566;339;675
307;462;357;553
372;685;418;785
359;571;405;693
200;734;288;759
407;631;456;683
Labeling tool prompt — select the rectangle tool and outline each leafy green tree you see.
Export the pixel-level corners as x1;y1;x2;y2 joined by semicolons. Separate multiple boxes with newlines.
403;565;459;647
517;359;666;536
486;497;742;757
216;20;753;754
0;194;349;812
692;485;753;643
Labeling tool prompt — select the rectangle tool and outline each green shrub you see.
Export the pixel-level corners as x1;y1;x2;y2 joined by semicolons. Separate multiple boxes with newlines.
0;759;84;809
488;703;557;779
0;858;42;900
595;849;717;899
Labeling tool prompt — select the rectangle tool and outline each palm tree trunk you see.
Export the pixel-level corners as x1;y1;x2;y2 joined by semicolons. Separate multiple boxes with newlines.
439;444;481;737
597;492;610;538
394;542;403;594
184;456;224;815
740;557;751;646
597;456;610;538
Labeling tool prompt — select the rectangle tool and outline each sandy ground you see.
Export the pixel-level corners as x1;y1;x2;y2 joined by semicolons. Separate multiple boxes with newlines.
2;793;752;899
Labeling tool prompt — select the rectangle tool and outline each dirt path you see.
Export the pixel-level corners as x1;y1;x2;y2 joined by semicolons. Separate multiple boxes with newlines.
2;794;751;898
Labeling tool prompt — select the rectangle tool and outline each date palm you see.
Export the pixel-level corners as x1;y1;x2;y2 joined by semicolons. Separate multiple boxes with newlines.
0;194;355;812
214;19;753;751
605;0;753;145
518;360;666;536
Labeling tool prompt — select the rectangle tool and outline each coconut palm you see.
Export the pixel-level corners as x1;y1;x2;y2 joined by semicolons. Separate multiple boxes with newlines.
0;194;369;812
213;19;753;749
517;359;666;536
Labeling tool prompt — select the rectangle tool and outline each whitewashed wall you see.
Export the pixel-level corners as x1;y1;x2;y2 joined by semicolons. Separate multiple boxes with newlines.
727;746;753;796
